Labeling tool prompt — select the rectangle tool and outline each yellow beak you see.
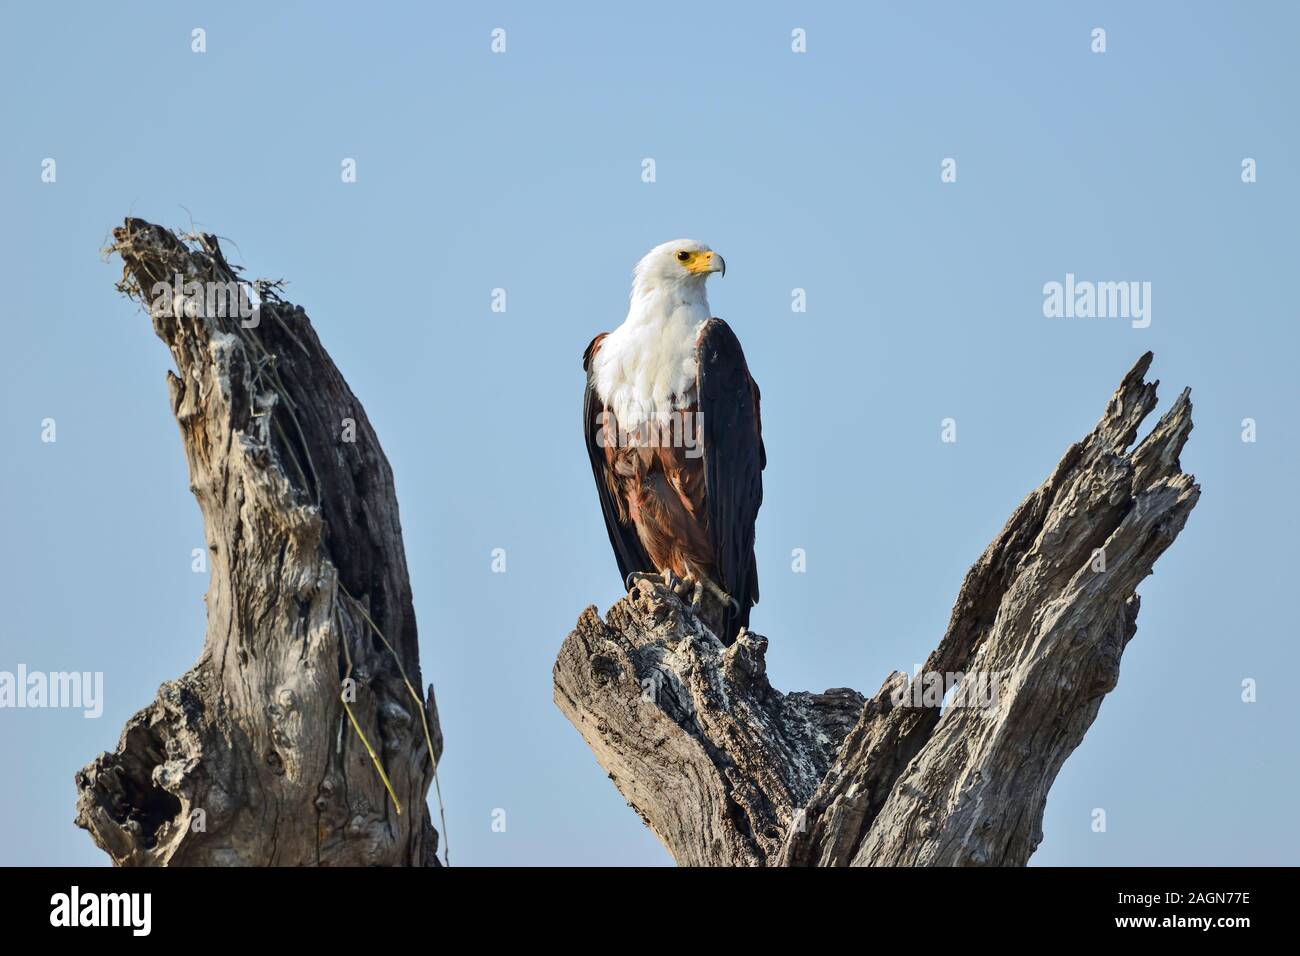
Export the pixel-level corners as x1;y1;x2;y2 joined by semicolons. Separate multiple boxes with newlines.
686;250;726;277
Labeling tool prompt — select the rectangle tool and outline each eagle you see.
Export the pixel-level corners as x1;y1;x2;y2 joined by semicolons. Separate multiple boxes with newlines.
582;240;765;645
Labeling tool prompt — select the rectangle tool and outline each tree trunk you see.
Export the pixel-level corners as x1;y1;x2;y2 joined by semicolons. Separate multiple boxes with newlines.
74;219;443;866
554;352;1198;866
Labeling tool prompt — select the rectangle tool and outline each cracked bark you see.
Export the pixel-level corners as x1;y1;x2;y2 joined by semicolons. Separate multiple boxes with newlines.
554;352;1198;866
74;219;442;866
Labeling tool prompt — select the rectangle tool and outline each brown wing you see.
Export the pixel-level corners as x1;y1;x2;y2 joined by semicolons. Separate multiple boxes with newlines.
583;334;654;586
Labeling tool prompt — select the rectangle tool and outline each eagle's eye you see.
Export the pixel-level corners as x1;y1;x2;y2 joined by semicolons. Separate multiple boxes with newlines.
676;251;690;262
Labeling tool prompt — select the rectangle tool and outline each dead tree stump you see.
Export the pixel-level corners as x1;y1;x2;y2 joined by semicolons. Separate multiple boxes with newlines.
74;219;443;866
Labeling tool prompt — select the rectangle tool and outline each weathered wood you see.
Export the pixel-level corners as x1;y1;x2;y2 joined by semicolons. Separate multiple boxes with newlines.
555;352;1198;866
75;219;442;866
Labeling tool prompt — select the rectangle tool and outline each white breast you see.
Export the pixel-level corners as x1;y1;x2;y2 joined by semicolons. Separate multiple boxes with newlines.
592;296;708;431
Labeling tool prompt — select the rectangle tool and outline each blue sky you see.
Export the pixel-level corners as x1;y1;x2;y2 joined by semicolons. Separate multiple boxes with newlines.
1;1;1297;866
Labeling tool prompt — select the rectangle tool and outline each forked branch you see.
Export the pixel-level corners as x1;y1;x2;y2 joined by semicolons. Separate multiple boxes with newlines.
554;352;1198;866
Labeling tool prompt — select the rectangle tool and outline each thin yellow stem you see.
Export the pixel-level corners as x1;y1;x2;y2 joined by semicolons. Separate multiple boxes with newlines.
333;589;402;817
341;697;402;816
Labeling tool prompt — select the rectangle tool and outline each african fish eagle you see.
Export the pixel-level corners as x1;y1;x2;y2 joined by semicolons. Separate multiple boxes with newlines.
583;239;765;645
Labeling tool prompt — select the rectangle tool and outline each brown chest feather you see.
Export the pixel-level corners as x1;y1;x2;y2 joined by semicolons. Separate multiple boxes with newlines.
601;406;712;576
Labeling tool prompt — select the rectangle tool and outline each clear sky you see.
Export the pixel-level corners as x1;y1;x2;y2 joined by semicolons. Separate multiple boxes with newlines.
1;1;1296;866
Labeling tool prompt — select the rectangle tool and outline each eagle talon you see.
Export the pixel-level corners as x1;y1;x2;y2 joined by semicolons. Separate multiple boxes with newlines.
683;577;705;615
626;570;658;591
626;569;685;597
679;571;740;616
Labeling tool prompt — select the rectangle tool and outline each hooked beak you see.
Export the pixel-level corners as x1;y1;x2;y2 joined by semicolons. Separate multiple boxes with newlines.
707;252;726;277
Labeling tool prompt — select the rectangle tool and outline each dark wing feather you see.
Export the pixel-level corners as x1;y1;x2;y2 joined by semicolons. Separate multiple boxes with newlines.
583;334;653;587
697;318;764;639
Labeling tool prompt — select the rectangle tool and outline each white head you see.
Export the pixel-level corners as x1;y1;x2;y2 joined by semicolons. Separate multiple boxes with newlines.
597;239;726;424
630;239;725;301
